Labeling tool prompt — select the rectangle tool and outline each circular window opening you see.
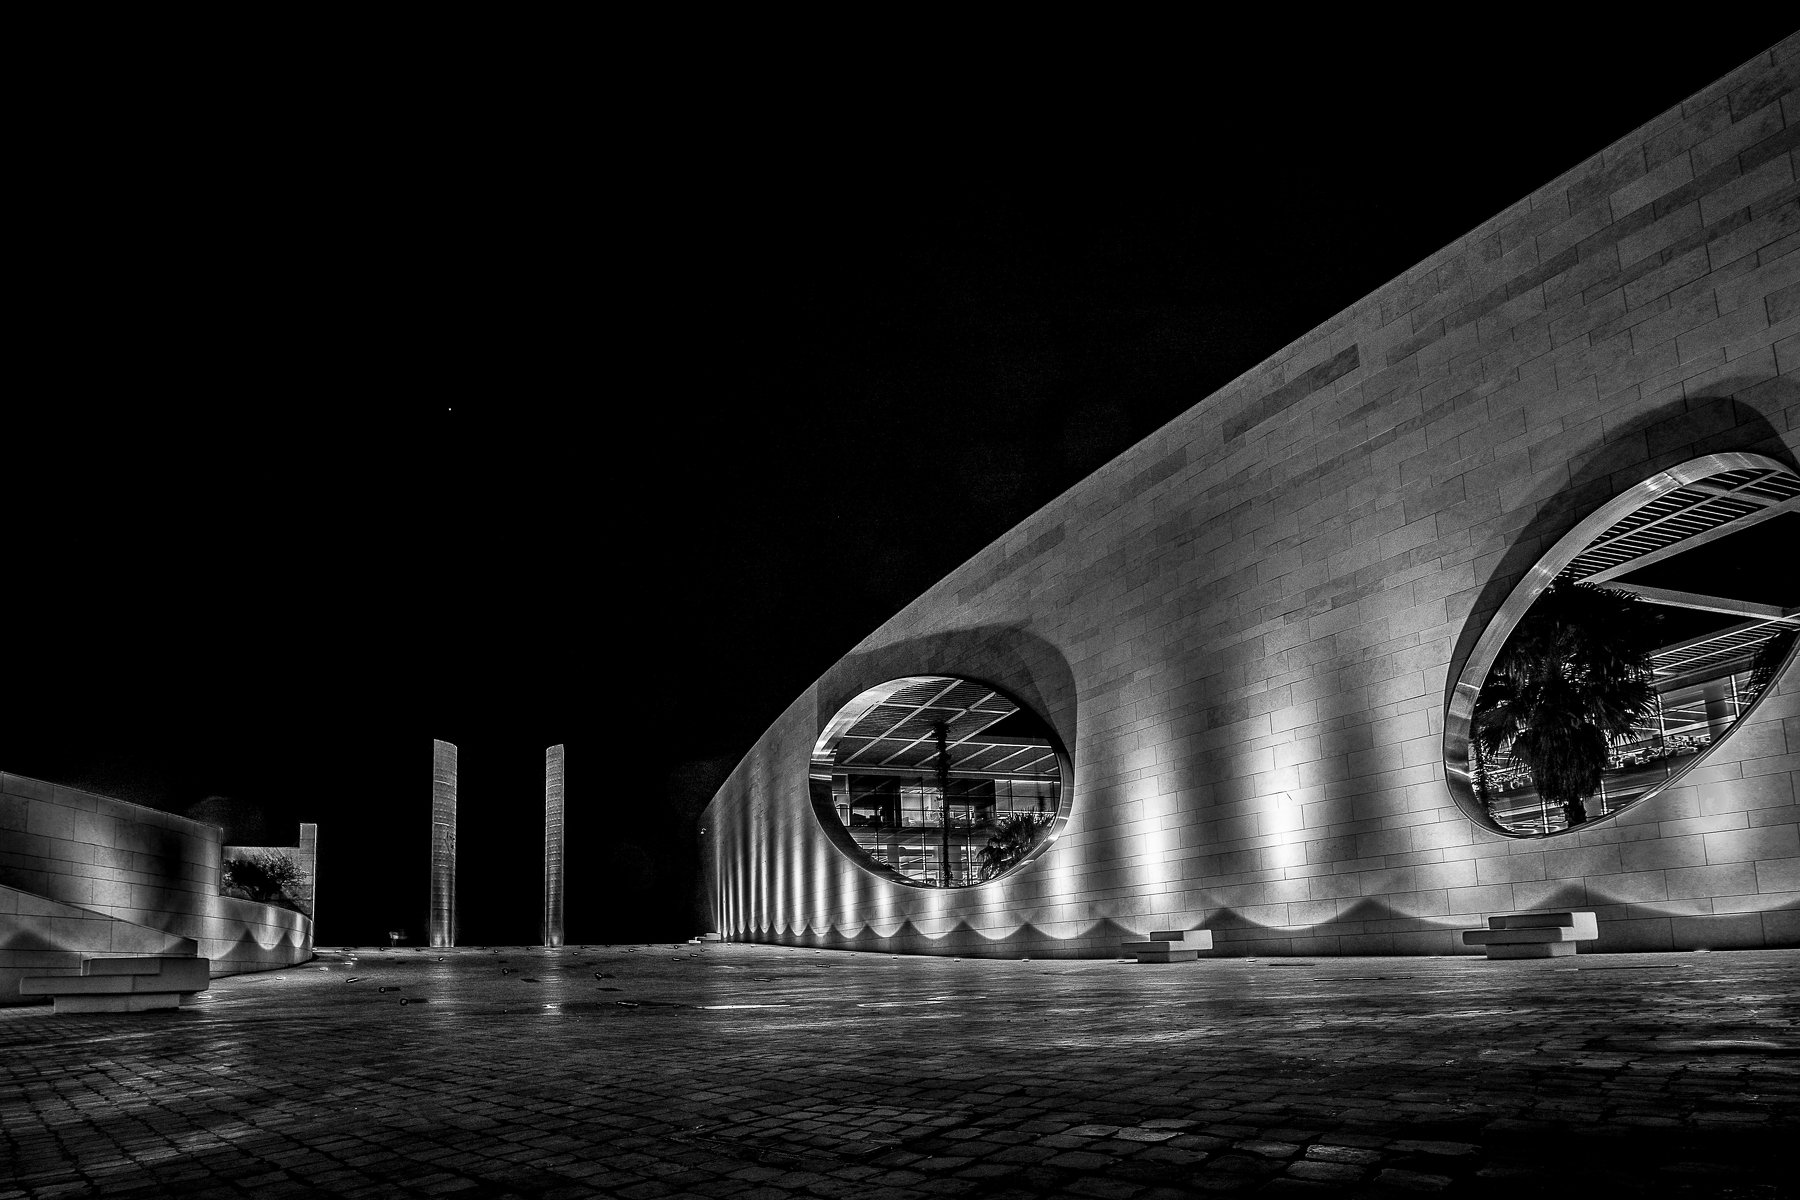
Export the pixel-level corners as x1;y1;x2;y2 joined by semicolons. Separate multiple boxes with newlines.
1446;453;1800;837
810;675;1069;887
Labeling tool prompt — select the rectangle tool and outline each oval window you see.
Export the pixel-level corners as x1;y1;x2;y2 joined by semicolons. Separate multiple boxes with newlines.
1447;453;1799;836
809;676;1069;887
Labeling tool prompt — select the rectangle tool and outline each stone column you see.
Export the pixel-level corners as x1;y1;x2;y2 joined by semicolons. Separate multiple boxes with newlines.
431;739;458;948
297;822;319;921
545;744;565;948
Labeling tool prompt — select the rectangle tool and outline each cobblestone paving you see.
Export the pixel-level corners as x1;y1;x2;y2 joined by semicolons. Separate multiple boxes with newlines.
1;945;1795;1198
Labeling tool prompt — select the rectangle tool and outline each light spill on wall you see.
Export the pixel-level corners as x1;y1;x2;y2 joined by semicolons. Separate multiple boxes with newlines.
545;744;565;947
430;739;457;948
700;41;1800;957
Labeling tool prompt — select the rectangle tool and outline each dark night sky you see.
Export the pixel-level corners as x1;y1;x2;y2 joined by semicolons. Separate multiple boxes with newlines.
6;23;1795;946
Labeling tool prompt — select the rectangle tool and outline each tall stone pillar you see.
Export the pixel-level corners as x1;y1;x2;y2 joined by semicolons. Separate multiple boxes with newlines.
431;739;458;948
544;744;565;948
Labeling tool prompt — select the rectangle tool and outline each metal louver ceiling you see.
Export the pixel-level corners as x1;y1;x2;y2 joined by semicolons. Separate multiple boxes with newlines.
1556;466;1800;684
828;677;1060;778
1562;467;1800;586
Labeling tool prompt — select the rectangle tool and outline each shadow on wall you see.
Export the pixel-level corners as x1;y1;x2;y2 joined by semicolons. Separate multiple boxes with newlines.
734;890;1798;958
1443;382;1798;709
745;916;1146;959
819;624;1081;757
207;914;313;976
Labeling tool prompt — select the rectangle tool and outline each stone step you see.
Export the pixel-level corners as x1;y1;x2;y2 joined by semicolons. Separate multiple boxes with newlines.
52;993;184;1013
1489;911;1596;934
22;975;137;995
1131;949;1199;963
87;956;210;991
1463;911;1598;959
1482;942;1578;959
1148;929;1214;949
1120;940;1188;954
81;957;169;975
1463;926;1592;945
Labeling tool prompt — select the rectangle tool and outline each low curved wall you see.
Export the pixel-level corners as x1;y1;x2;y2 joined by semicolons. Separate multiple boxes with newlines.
203;893;313;978
702;38;1800;957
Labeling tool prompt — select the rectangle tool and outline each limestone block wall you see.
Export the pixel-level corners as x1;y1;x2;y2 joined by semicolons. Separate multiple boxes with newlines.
702;37;1800;957
0;771;313;995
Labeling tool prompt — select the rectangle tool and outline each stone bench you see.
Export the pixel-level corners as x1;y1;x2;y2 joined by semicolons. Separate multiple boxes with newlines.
20;956;210;1013
1120;928;1214;963
1462;911;1598;959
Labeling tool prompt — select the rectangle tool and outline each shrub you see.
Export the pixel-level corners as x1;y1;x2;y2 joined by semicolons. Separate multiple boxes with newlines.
222;851;303;908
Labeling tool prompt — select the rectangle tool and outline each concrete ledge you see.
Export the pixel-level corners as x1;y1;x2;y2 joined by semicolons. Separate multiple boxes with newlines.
1464;928;1591;944
1483;942;1580;959
1491;912;1596;932
52;992;182;1013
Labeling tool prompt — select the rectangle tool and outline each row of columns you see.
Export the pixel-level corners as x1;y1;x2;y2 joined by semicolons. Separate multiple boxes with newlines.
428;740;565;949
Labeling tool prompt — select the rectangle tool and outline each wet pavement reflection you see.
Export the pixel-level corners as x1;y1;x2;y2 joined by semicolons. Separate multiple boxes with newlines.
1;944;1795;1197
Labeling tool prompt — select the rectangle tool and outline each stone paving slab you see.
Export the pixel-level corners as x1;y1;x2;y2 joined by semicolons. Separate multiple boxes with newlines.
1;945;1795;1198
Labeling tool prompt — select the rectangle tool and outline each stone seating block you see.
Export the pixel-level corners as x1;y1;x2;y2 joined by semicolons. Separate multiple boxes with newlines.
1121;927;1212;962
1463;911;1597;959
20;955;210;1013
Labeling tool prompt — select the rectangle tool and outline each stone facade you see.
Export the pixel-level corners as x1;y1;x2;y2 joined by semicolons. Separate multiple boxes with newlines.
702;37;1800;957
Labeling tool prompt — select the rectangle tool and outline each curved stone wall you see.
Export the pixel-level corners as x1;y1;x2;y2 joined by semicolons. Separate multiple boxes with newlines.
702;38;1800;956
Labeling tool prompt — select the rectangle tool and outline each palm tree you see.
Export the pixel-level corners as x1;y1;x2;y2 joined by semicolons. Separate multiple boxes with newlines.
1746;628;1797;703
1473;581;1660;828
977;812;1053;880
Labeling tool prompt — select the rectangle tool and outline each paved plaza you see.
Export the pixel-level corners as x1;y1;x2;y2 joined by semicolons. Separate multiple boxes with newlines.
1;944;1795;1199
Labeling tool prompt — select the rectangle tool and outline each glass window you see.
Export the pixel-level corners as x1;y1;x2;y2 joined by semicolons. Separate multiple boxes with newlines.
809;676;1068;887
1448;456;1799;836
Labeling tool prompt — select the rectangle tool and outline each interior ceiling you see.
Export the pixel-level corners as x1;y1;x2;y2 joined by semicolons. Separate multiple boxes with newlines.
1557;466;1800;682
831;677;1060;778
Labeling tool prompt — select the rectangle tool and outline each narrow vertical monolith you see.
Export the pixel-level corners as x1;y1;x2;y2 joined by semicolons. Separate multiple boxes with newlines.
545;744;565;948
431;739;458;948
